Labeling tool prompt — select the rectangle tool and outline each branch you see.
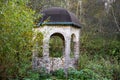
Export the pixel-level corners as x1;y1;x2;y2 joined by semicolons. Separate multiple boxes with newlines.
111;6;120;32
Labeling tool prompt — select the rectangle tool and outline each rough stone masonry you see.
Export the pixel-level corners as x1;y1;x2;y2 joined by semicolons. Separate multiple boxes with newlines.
32;7;81;72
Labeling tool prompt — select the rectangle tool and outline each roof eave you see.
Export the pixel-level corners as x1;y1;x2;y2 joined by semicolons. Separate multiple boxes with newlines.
37;22;82;28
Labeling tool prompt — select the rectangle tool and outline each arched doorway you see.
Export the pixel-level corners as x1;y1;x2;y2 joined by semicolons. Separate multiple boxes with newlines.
49;33;65;57
49;33;65;71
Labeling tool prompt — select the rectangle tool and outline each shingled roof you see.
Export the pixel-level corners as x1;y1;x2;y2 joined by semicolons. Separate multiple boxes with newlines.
38;7;81;28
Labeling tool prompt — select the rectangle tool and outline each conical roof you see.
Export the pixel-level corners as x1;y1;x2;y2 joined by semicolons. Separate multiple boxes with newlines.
38;7;81;28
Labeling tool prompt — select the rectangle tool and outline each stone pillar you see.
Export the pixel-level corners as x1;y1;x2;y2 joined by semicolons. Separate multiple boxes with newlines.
42;38;50;72
43;39;49;59
74;41;80;66
64;36;71;74
62;40;65;56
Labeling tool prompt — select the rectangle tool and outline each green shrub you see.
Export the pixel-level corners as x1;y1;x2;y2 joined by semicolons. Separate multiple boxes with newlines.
78;53;120;80
67;68;102;80
23;70;39;80
52;69;65;79
39;67;51;79
0;0;35;79
49;36;63;57
49;68;107;80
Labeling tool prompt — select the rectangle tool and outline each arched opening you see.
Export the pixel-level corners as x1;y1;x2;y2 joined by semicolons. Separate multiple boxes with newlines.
70;34;76;58
49;33;65;57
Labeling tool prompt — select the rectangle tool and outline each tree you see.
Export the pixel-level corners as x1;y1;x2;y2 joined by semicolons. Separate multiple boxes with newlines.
0;0;38;79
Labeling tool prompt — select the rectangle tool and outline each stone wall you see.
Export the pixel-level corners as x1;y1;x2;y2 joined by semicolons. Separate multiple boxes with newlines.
33;57;75;72
33;25;80;72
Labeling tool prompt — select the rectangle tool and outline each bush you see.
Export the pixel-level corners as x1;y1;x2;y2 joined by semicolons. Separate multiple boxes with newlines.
51;69;65;79
0;0;42;79
67;68;103;80
78;53;120;80
39;67;51;79
49;68;109;80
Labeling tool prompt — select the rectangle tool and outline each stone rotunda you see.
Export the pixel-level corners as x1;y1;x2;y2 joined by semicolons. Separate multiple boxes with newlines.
33;7;81;72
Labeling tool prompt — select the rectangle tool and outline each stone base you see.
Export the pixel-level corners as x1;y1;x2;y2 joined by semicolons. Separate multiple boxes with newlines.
33;57;75;72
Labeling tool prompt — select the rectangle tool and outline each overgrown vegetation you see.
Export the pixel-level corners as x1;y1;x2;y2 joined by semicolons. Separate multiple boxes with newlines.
0;0;120;80
49;36;64;57
0;0;43;79
25;53;120;80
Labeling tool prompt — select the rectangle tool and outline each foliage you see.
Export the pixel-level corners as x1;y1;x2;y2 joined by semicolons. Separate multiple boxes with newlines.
31;53;120;80
49;36;63;57
0;0;43;79
78;53;120;80
38;67;51;79
34;32;43;57
51;68;65;79
23;70;39;80
0;0;120;79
